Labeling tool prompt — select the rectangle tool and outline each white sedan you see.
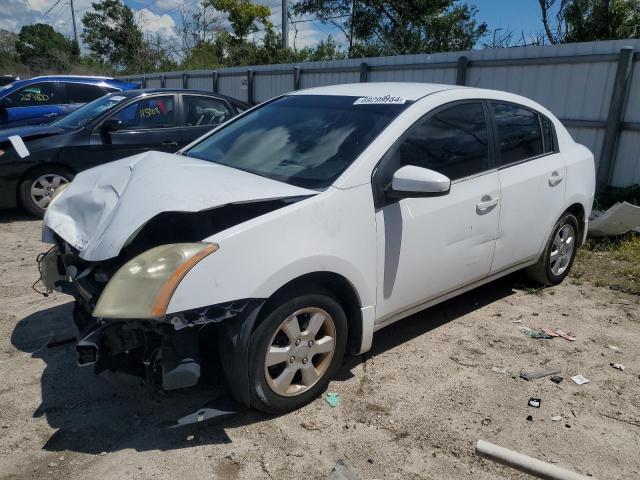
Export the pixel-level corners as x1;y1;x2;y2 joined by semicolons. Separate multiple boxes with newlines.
40;83;595;413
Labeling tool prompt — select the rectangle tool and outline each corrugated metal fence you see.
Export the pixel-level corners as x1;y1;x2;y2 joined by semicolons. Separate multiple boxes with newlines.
121;39;640;190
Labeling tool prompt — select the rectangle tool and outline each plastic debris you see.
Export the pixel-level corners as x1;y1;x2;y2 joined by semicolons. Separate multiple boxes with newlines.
528;398;541;408
328;459;361;480
521;328;553;339
491;367;507;374
571;374;589;385
325;392;342;407
589;202;640;236
555;330;576;341
520;368;560;381
550;375;564;384
608;345;621;352
551;415;562;421
611;363;625;371
542;328;559;337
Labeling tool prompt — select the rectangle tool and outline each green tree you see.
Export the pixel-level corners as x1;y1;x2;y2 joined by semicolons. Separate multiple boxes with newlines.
292;0;487;56
82;0;144;71
205;0;272;42
539;0;640;44
14;24;79;72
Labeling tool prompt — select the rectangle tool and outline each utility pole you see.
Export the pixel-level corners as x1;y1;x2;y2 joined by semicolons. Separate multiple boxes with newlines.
69;0;79;47
281;0;288;48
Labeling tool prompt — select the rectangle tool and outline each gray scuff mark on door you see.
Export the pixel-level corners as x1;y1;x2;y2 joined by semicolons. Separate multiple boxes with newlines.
589;202;640;236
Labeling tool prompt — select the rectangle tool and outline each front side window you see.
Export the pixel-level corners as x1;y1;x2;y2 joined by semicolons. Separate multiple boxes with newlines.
394;102;489;180
106;95;175;130
65;83;109;103
185;95;410;189
183;95;233;127
6;82;59;107
492;102;544;165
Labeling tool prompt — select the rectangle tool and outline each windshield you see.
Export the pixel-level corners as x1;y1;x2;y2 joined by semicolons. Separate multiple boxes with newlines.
185;95;410;189
53;93;130;129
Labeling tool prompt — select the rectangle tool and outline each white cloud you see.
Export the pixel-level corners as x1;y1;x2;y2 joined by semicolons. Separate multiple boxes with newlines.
135;8;179;40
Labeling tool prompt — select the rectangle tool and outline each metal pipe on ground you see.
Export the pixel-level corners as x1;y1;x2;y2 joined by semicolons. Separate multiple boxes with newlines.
475;439;594;480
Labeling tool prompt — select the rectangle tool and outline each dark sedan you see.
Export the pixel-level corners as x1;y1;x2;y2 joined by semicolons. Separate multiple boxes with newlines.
0;89;248;216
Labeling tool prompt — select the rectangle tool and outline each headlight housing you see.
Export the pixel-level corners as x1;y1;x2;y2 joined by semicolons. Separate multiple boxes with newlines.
93;242;218;319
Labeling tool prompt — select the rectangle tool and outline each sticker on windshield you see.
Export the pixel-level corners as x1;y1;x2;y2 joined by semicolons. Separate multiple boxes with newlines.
354;95;406;105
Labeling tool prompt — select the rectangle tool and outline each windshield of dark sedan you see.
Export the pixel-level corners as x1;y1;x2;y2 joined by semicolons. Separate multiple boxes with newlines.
184;95;411;189
53;93;130;129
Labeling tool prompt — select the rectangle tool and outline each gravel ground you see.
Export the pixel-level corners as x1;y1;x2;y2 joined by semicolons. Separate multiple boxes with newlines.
1;209;639;480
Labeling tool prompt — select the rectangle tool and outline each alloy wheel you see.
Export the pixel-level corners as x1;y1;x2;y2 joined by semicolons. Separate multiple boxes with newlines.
264;307;337;397
550;224;575;276
30;174;69;210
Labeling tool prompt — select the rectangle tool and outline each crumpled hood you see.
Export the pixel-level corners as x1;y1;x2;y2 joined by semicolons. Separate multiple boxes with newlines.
43;151;316;261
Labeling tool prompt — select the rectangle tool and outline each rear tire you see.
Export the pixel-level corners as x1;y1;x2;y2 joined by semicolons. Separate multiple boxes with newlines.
18;166;74;218
526;212;579;286
247;290;347;414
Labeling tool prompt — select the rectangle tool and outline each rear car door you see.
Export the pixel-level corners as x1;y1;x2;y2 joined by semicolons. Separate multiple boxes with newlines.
87;94;182;165
373;101;501;324
489;102;566;273
0;82;64;127
179;94;236;147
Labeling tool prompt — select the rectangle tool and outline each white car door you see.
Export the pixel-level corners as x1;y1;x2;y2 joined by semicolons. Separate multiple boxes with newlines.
372;101;501;324
489;102;567;273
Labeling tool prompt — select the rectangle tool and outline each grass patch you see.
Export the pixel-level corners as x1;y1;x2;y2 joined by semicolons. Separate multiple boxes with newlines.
572;233;640;295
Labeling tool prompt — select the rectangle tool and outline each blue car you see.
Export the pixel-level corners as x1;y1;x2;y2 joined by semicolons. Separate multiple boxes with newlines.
0;76;139;129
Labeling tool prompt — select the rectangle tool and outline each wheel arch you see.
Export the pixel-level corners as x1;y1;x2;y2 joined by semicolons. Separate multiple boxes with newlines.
256;271;364;355
562;202;587;247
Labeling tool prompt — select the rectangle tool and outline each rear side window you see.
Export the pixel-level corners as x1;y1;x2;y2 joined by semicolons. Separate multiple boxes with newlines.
65;83;108;104
6;82;59;107
492;103;544;165
395;102;489;180
183;95;233;126
541;115;555;153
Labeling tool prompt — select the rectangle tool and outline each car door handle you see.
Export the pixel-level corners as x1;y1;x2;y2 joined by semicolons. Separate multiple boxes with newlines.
162;140;178;147
548;171;563;187
476;196;499;213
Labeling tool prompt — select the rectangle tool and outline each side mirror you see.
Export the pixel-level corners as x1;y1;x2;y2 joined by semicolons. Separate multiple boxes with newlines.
387;165;451;198
101;118;122;133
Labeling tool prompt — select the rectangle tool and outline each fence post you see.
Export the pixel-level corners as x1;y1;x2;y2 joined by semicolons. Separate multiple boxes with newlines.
597;46;635;191
293;66;301;90
359;62;369;82
141;74;146;88
247;69;254;104
182;73;188;89
212;71;218;93
456;56;469;86
160;75;166;88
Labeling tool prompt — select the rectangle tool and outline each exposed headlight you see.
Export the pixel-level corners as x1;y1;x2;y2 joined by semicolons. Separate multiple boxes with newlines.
93;243;218;319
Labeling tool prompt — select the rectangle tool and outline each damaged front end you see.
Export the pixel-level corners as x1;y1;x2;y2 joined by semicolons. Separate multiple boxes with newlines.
39;240;264;394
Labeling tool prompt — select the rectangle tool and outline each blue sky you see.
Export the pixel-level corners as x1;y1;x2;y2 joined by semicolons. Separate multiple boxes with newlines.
3;0;555;51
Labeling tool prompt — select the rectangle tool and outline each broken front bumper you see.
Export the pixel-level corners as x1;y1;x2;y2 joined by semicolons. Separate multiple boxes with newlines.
37;245;265;398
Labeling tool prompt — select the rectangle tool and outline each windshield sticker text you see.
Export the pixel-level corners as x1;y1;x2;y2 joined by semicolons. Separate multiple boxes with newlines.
354;95;406;105
20;92;50;103
139;106;160;118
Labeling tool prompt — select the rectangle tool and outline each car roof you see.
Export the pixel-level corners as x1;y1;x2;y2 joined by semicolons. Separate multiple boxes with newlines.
6;75;133;89
287;82;463;101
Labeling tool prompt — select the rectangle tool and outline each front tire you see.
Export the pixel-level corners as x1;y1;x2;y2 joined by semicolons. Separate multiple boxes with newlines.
526;212;579;286
19;166;74;218
247;290;347;414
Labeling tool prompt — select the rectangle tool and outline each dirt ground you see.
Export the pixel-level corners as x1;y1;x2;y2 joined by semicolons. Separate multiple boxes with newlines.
1;209;639;480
